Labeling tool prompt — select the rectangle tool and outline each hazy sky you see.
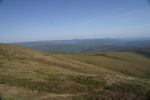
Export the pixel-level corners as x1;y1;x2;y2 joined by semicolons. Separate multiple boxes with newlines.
0;0;150;43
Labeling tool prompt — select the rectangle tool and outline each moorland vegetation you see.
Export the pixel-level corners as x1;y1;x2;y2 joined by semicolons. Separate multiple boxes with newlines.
0;43;150;100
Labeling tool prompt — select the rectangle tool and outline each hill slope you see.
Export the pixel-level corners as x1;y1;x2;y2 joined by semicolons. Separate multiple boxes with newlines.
0;43;150;100
76;45;127;53
76;45;150;57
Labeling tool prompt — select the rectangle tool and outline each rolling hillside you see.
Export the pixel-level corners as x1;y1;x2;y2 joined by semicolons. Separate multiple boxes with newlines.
76;45;127;53
0;43;150;100
76;45;150;57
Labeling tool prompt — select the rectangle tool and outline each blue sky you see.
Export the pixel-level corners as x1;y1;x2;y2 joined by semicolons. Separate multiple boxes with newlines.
0;0;150;43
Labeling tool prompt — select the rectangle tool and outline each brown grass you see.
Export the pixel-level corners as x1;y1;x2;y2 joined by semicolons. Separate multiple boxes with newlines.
0;43;150;100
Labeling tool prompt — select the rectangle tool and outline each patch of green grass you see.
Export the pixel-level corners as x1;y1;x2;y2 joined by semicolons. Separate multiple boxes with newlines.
106;83;150;99
93;53;125;60
3;97;14;100
0;76;60;93
69;75;106;88
35;70;64;79
21;71;34;74
0;62;4;68
35;70;48;75
1;76;59;91
0;75;88;93
73;94;102;100
48;49;72;54
145;70;150;78
120;70;150;79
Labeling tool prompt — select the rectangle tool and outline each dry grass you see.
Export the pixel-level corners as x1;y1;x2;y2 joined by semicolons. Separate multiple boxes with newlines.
63;52;150;78
0;43;150;100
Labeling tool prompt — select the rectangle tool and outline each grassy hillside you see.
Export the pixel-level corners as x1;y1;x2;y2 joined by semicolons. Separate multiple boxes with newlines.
0;43;150;100
48;49;72;54
76;45;127;53
76;45;150;57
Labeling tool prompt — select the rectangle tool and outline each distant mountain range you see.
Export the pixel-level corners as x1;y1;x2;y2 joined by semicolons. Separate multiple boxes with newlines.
11;37;150;56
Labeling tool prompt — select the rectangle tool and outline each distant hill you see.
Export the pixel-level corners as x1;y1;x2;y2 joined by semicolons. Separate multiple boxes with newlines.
122;40;150;47
11;38;126;53
48;49;71;54
76;45;150;57
27;44;87;53
0;43;150;99
11;38;150;54
12;38;126;46
76;45;128;53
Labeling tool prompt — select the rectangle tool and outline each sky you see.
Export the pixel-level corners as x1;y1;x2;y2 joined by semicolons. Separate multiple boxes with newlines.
0;0;150;43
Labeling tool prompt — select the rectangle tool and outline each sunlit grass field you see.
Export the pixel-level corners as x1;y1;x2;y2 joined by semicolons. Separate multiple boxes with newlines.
0;43;150;100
